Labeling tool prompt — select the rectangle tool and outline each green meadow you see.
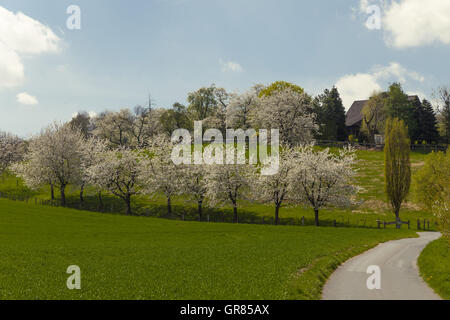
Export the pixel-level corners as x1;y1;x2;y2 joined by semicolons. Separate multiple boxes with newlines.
0;199;416;300
0;148;439;300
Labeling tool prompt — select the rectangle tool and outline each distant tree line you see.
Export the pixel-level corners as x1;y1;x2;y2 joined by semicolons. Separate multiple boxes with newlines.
360;83;449;144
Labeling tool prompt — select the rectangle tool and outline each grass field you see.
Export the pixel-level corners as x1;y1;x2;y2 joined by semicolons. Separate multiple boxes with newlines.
418;237;450;300
0;199;418;300
0;149;436;229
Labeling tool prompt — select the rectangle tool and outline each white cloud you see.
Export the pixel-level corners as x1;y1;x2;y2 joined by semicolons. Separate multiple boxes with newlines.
16;92;38;105
0;41;24;88
0;6;61;89
335;62;424;109
358;0;450;48
220;59;243;73
72;111;98;119
336;73;382;109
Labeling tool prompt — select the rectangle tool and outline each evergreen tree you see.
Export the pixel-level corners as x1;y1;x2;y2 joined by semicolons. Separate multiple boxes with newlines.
384;83;417;139
313;86;347;141
416;99;439;143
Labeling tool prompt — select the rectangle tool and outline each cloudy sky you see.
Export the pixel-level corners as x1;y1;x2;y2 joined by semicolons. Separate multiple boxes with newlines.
1;0;449;136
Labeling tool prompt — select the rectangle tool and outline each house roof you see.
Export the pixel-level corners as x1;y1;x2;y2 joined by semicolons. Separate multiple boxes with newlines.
345;100;367;127
345;95;419;127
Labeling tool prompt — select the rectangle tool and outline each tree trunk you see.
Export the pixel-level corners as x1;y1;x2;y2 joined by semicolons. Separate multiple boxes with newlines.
60;185;66;206
98;191;103;211
167;196;172;216
314;208;319;226
50;184;54;201
125;195;132;215
198;200;203;221
80;184;84;203
275;205;280;225
395;208;400;229
233;204;238;223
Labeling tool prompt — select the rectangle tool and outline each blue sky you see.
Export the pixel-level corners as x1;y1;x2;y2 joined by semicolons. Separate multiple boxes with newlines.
1;0;449;137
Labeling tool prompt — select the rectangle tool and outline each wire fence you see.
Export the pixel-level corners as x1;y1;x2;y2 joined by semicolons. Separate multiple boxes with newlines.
315;140;448;152
0;190;436;231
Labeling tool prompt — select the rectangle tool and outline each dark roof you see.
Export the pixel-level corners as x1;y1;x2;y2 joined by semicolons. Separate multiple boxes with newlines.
345;95;420;127
346;100;367;127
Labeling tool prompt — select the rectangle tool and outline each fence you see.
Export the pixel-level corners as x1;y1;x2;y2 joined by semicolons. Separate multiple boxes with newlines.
315;140;448;152
0;190;438;230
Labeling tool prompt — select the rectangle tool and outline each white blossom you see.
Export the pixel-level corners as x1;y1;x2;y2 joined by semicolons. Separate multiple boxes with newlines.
87;147;141;215
251;88;317;145
289;144;358;226
204;153;254;223
138;135;183;215
0;132;25;176
253;146;297;225
12;123;84;205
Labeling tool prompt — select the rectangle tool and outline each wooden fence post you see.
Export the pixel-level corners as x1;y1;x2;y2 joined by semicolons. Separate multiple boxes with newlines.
301;216;305;226
417;219;421;230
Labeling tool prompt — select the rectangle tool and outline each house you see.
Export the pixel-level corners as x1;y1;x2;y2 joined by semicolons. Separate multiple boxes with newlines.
345;95;420;139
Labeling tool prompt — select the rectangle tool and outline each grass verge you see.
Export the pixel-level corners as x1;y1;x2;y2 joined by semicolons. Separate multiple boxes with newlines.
418;237;450;300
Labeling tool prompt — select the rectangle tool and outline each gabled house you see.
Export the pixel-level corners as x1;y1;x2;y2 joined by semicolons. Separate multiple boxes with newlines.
345;95;420;139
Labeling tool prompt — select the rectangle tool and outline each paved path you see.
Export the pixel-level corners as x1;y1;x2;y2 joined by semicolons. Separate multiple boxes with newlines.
322;232;442;300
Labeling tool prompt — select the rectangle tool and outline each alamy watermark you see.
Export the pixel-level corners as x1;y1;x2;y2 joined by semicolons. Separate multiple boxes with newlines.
365;5;381;30
66;5;81;30
366;265;381;290
66;265;81;290
171;121;280;175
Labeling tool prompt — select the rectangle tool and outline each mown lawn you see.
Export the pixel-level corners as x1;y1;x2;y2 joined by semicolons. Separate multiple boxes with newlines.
418;237;450;300
0;149;436;229
0;199;417;300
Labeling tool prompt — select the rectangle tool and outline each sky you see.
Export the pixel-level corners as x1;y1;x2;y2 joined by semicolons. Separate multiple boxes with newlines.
0;0;449;137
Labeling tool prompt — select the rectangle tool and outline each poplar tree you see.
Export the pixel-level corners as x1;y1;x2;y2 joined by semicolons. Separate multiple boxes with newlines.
384;118;411;228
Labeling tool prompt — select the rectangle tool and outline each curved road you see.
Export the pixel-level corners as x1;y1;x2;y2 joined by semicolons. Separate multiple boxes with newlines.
322;232;442;300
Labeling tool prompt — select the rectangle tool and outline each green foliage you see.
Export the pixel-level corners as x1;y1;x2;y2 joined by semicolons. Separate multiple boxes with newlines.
384;118;411;222
361;92;386;143
159;103;192;135
414;99;439;143
313;87;347;141
414;149;450;241
418;238;450;300
258;81;304;98
0;199;416;299
187;85;218;120
384;83;417;139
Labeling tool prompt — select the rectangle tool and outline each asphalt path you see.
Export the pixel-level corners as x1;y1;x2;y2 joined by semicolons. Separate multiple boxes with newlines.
322;232;442;300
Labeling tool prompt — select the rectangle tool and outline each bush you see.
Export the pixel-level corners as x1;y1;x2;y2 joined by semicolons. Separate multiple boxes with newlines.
414;148;450;243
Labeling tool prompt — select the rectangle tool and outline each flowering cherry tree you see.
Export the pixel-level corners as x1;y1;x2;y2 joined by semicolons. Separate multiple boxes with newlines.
253;147;296;225
289;145;358;226
251;88;317;145
226;84;264;129
180;164;208;220
79;137;108;205
138;135;183;216
205;157;254;223
87;147;141;215
0;132;25;179
12;123;84;206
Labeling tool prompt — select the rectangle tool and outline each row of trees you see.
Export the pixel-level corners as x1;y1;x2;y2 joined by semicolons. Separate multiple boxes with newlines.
9;122;358;226
361;83;450;144
68;81;352;149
